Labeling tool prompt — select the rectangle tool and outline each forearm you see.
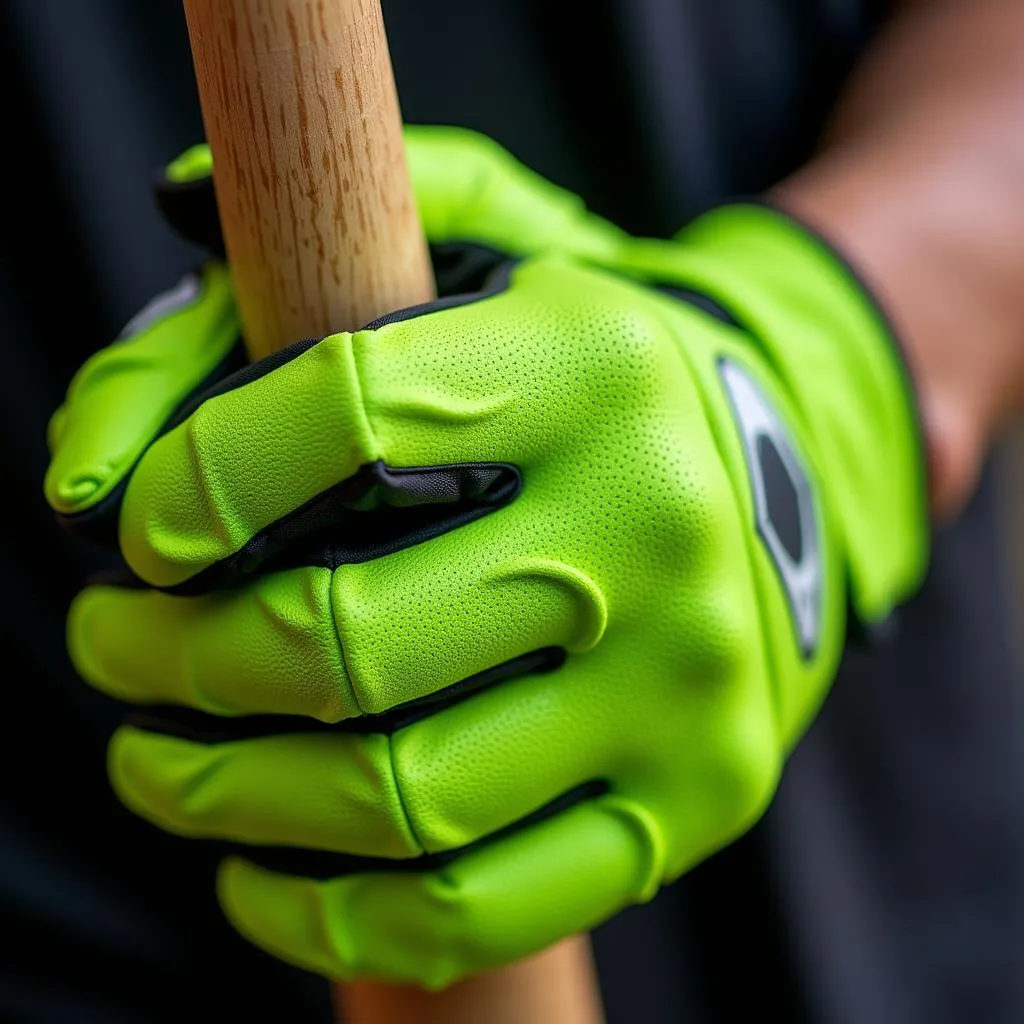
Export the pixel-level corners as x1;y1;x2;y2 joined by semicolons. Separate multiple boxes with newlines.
772;0;1024;521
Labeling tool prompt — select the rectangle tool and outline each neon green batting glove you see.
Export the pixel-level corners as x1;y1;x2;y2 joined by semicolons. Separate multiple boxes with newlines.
45;125;928;989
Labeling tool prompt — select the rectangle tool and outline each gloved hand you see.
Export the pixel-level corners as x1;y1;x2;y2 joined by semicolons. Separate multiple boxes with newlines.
45;125;928;989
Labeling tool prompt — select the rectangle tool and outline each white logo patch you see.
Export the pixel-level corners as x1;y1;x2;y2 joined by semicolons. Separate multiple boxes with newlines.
719;358;822;658
118;273;202;341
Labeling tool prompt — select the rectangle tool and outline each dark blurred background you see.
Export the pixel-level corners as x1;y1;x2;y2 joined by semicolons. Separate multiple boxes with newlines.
2;1;1022;1022
1000;427;1024;669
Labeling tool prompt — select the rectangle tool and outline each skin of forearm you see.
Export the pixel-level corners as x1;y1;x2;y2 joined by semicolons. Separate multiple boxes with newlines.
771;0;1024;521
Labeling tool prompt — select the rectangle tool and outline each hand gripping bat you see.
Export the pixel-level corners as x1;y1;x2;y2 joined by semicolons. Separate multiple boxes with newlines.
180;2;605;1021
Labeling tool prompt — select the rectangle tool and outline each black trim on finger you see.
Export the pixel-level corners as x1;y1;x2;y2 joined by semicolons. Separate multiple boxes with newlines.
154;170;226;256
160;257;516;433
161;459;522;597
123;646;566;743
429;242;511;298
369;646;566;734
219;778;610;880
58;260;519;578
161;334;327;434
656;285;745;328
360;257;515;329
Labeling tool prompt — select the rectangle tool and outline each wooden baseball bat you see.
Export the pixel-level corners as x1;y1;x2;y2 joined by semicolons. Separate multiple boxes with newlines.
179;1;605;1021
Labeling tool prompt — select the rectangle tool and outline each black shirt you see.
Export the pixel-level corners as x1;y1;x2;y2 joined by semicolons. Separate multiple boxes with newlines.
3;1;1023;1021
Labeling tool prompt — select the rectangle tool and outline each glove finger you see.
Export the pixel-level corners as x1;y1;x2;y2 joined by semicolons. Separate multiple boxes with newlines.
216;794;665;989
120;328;381;588
332;501;607;716
68;568;358;721
120;258;609;589
387;651;610;853
404;125;626;262
102;651;612;859
392;604;779;863
70;496;599;719
107;727;420;859
45;262;238;517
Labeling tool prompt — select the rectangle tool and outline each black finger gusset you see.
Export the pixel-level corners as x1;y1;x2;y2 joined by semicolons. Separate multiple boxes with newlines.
656;284;746;329
218;779;610;881
154;170;226;256
165;460;522;597
125;647;566;745
844;582;900;650
362;256;516;329
56;342;249;553
428;242;513;298
58;262;521;585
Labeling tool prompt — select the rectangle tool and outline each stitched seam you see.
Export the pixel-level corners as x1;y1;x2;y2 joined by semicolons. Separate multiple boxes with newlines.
388;733;426;854
345;331;383;461
328;568;365;718
326;336;381;720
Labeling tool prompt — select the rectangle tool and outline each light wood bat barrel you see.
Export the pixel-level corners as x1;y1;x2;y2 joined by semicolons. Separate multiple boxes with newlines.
182;0;434;354
180;1;604;1021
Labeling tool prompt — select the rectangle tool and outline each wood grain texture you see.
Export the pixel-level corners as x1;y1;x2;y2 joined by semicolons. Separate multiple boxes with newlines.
182;0;434;357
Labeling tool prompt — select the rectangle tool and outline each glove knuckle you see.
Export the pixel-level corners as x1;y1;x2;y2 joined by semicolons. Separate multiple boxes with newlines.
594;308;671;383
717;729;781;839
683;581;764;684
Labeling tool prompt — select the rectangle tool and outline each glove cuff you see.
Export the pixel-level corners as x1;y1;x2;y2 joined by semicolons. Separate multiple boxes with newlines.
633;202;930;626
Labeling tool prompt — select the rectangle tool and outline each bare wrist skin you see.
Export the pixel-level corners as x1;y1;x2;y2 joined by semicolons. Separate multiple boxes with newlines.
771;0;1024;522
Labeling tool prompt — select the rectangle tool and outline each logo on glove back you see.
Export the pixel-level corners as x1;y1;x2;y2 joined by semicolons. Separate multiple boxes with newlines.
719;359;822;658
117;273;202;342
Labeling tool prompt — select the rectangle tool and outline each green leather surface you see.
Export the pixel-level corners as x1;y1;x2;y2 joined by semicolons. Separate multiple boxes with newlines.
46;126;927;988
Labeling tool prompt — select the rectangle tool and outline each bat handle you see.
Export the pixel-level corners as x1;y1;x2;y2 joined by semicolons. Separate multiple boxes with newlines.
181;1;605;1021
182;0;434;351
337;935;605;1024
